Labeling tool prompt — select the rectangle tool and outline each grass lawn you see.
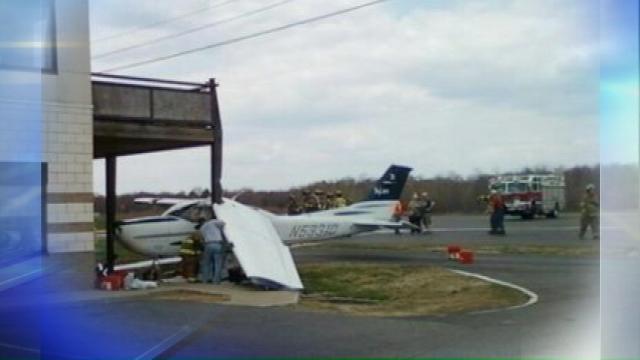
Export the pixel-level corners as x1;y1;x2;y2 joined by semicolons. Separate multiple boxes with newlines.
298;263;528;316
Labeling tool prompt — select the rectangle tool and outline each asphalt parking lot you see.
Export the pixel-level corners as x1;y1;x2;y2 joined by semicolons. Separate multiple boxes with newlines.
0;214;601;359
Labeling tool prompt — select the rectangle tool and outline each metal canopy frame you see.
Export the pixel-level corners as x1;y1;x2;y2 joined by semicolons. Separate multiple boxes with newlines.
91;73;223;271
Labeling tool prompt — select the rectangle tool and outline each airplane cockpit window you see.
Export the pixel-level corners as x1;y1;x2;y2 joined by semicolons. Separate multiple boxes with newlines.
168;204;213;223
196;205;214;221
168;204;194;221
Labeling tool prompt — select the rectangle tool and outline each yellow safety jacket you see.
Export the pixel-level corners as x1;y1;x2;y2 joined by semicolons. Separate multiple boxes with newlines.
580;193;599;217
334;196;347;208
180;233;202;256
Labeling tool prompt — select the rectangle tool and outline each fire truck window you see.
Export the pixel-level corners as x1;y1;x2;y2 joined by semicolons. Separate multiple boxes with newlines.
507;182;527;193
492;183;507;192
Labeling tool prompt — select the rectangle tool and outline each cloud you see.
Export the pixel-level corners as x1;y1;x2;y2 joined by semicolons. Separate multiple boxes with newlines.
90;0;600;193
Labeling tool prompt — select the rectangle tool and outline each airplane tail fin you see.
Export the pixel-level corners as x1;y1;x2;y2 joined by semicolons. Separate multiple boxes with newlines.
364;165;412;201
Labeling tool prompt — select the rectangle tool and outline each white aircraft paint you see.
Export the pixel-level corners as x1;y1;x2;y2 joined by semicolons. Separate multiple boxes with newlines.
115;165;413;289
214;199;303;289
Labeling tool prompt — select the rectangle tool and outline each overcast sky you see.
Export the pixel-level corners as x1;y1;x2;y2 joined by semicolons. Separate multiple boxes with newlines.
90;0;608;194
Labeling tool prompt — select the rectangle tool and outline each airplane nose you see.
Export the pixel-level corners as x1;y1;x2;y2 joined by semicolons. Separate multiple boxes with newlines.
114;223;138;253
114;222;129;245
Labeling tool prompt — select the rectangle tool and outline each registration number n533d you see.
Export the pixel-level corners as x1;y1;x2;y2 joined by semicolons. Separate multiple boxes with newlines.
289;223;340;239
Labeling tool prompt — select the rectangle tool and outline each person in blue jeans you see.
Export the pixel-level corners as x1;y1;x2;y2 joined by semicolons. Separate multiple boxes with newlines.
199;219;228;283
211;239;233;284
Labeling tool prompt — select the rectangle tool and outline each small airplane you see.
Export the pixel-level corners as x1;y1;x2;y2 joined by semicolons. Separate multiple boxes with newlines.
115;165;413;289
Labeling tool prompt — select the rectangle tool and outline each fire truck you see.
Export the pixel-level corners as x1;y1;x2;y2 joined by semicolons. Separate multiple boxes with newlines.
489;174;566;219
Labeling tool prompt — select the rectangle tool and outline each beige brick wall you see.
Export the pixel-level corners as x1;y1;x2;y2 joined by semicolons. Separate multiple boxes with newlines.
0;1;94;254
43;107;93;194
47;232;95;253
43;104;94;253
41;0;94;254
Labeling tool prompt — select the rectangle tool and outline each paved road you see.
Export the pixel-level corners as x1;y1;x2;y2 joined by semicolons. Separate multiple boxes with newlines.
158;214;598;358
0;214;600;358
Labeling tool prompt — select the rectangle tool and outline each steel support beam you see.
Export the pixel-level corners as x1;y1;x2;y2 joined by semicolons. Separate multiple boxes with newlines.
209;79;223;204
105;155;117;272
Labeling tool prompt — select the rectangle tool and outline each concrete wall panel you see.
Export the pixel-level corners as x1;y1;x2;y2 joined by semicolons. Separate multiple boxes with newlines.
92;84;151;118
153;89;211;121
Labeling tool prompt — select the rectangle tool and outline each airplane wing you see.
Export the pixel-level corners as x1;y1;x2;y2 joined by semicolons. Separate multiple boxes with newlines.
213;199;303;290
134;197;199;206
113;257;181;271
353;220;418;230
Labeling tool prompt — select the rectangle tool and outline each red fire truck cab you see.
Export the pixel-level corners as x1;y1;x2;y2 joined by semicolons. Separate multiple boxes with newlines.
489;174;566;219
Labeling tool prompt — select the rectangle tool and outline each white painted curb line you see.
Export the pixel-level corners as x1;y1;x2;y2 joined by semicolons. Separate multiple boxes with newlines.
449;269;539;313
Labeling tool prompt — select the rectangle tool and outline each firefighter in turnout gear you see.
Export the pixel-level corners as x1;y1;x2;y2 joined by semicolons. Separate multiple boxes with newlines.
287;194;301;215
488;190;506;235
302;189;320;213
325;192;337;209
334;190;347;208
314;189;326;210
579;184;599;240
408;193;423;234
392;200;404;235
420;192;435;233
181;219;204;282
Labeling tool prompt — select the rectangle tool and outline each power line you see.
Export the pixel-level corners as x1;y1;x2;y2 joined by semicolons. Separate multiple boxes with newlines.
93;0;294;60
93;0;239;43
101;0;390;73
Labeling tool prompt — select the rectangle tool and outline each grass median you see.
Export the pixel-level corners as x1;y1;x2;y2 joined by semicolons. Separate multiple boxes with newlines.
298;263;528;317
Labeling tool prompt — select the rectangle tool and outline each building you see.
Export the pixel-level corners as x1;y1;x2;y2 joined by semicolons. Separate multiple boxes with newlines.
1;0;93;255
0;0;221;261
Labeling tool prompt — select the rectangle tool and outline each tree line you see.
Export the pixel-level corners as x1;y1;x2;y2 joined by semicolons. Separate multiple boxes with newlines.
95;164;638;218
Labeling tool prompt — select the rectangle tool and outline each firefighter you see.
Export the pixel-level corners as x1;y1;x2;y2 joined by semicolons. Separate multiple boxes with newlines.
408;193;423;234
287;194;301;215
487;190;506;235
420;192;435;234
302;189;319;213
334;190;348;208
392;200;404;235
314;189;326;210
181;219;204;282
325;192;337;209
579;184;599;240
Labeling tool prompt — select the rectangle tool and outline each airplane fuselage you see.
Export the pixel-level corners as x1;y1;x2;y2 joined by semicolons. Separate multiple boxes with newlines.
116;164;412;265
274;216;362;243
117;200;396;257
